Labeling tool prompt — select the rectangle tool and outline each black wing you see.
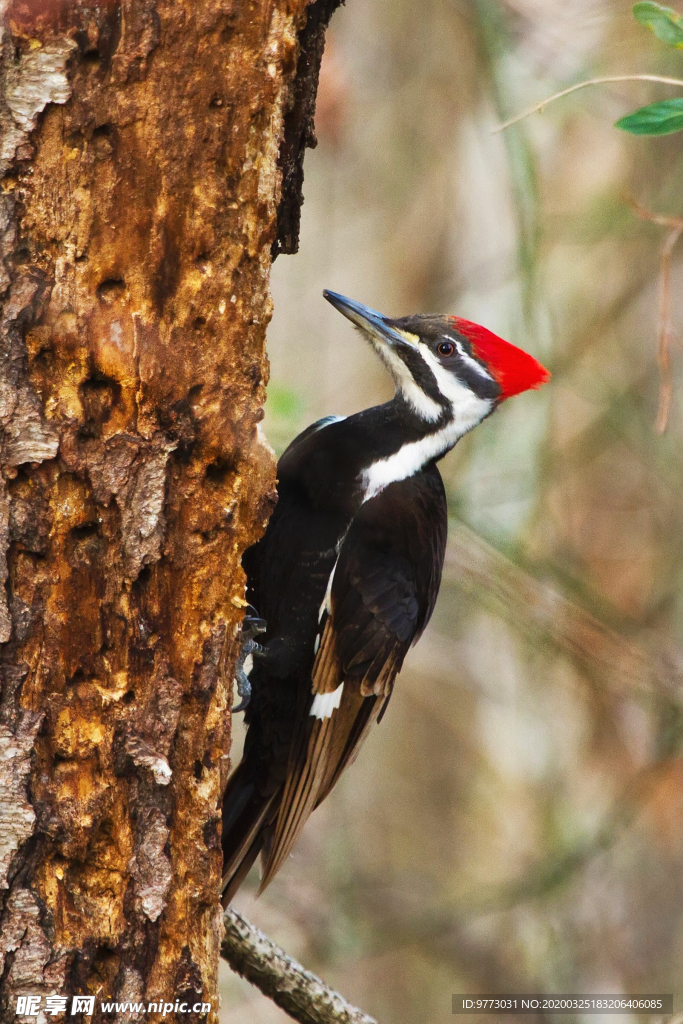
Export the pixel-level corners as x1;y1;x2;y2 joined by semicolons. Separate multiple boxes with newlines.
259;464;448;889
243;415;350;680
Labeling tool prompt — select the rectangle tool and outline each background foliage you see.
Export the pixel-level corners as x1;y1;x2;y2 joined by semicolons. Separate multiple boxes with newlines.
221;1;683;1020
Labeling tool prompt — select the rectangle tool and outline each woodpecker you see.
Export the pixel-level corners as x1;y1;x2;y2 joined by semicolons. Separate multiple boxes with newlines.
221;290;549;903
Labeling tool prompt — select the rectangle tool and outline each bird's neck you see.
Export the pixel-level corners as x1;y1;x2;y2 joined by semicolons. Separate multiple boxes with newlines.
355;397;464;502
291;397;471;514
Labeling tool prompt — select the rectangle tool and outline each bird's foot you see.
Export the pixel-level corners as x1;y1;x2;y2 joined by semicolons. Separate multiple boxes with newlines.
232;605;266;713
240;605;267;644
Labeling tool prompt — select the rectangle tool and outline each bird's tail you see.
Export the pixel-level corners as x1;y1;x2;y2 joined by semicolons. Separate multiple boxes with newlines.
220;759;276;906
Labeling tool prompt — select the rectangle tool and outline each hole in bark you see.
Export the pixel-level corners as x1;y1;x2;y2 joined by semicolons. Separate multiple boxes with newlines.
70;521;101;540
135;565;152;590
34;343;53;369
205;458;235;486
122;690;136;705
97;278;125;303
14;246;30;264
130;566;153;609
203;818;221;850
92;124;114;160
193;760;203;780
220;21;237;43
193;317;206;331
75;25;111;65
67;668;86;690
68;522;102;569
159;399;198;461
209;94;224;108
194;252;210;271
79;373;121;433
90;945;119;987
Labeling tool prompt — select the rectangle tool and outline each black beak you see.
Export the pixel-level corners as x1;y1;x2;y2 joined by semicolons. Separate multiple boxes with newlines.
323;290;417;351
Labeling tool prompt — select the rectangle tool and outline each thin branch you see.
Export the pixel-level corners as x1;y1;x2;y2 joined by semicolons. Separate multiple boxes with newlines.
494;75;683;133
629;198;683;231
222;906;378;1024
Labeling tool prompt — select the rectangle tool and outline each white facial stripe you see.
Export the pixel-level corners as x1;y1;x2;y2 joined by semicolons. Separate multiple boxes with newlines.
310;683;344;719
361;398;491;502
417;342;493;410
371;337;443;423
355;323;442;423
451;339;493;382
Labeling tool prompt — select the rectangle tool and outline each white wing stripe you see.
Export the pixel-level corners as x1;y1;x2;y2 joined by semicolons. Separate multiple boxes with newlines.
310;683;344;719
318;559;338;621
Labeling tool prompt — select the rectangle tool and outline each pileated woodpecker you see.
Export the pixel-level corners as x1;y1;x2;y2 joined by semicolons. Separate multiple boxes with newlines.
221;291;549;903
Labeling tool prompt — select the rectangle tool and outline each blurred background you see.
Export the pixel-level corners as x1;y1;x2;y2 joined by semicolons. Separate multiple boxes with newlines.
221;1;683;1021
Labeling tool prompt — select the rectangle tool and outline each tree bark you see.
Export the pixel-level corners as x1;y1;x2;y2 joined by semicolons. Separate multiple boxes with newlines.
0;1;334;1020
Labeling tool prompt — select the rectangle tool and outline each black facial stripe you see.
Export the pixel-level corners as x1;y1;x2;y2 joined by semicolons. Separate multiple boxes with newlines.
390;315;502;404
399;336;500;403
427;325;502;401
452;360;501;401
395;344;449;410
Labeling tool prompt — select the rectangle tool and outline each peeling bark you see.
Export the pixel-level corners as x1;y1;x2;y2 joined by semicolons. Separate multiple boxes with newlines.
0;1;333;1021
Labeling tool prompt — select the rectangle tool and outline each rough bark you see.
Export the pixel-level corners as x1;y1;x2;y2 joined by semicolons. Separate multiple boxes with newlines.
222;908;378;1024
0;2;331;1021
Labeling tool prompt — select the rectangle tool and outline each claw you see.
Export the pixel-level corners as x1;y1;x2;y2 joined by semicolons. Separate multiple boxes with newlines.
232;665;252;713
232;607;267;713
240;604;267;643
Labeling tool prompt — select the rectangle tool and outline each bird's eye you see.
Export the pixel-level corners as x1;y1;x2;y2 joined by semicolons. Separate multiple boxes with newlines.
437;340;455;357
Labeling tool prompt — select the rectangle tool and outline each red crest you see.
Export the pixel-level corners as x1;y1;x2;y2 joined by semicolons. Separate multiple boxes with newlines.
452;318;550;400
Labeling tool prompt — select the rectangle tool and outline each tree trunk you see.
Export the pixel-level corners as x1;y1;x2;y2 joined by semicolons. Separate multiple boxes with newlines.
0;1;335;1020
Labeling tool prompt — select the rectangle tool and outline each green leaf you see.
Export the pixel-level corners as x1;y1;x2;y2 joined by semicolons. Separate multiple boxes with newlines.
616;97;683;134
633;2;683;47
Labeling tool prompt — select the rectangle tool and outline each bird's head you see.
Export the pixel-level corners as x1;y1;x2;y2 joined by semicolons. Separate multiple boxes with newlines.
324;290;550;435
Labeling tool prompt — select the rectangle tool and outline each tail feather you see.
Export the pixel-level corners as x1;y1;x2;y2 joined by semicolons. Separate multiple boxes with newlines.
221;761;276;906
221;835;263;907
